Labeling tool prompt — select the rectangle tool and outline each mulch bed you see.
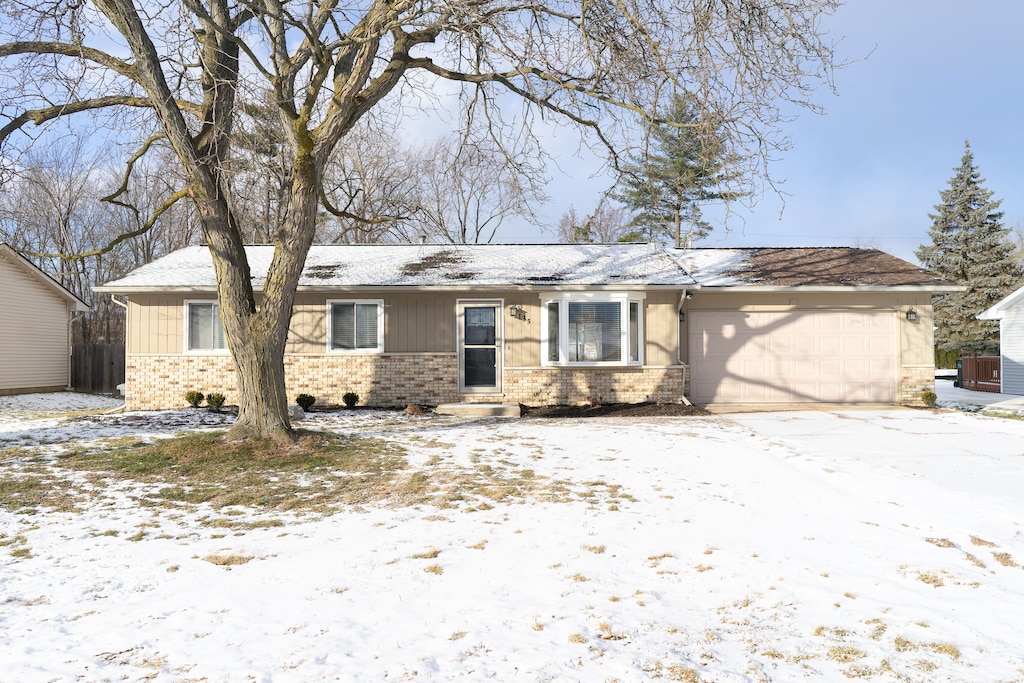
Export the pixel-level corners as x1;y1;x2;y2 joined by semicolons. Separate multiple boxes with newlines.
520;402;710;418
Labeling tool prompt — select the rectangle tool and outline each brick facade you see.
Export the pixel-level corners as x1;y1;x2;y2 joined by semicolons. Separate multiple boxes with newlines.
124;353;928;411
900;364;936;406
492;366;684;406
123;353;685;410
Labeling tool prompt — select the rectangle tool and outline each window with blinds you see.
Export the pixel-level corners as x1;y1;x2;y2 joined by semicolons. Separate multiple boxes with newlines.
540;293;644;366
329;301;383;351
568;301;620;362
546;301;560;363
187;302;227;351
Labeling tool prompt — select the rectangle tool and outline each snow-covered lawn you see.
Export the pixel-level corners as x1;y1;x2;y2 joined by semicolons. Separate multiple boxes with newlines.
2;394;1024;682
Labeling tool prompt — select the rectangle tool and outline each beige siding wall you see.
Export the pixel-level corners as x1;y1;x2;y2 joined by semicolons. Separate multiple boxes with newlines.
129;289;681;366
644;291;680;366
126;294;187;354
0;253;72;393
682;290;936;404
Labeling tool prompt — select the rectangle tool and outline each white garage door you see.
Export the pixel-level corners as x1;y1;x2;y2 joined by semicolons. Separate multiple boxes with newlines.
689;310;898;404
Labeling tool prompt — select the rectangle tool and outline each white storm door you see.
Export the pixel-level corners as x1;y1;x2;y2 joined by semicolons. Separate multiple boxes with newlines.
458;300;503;394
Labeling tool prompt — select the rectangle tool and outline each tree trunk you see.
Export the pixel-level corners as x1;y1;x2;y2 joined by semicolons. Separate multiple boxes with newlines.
219;155;319;443
228;322;291;441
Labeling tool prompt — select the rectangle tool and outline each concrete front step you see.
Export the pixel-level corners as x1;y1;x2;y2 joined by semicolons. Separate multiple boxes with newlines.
435;403;522;418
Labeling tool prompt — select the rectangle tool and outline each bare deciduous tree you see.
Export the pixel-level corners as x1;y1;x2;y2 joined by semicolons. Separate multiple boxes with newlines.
318;120;420;244
410;133;546;244
557;198;632;244
0;0;843;441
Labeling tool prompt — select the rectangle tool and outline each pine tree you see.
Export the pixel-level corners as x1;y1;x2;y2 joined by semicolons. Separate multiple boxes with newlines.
916;141;1023;354
612;94;738;248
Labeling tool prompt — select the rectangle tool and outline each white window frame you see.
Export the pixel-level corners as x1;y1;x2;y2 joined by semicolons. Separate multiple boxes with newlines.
184;299;229;354
327;299;385;353
540;292;645;367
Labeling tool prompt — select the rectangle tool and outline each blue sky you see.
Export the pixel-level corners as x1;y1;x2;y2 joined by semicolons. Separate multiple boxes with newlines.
507;1;1024;264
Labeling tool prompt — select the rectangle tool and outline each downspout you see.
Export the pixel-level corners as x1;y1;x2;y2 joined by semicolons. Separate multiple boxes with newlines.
108;295;129;397
677;289;694;406
67;308;85;391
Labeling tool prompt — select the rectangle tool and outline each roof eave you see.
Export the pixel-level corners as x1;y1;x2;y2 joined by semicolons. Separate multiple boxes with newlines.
95;283;693;294
979;283;1024;319
695;284;965;293
2;244;90;311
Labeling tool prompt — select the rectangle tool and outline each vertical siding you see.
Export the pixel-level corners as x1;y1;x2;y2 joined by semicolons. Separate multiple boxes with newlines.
644;291;680;366
288;294;327;354
128;295;186;354
503;295;540;367
0;254;71;391
385;293;457;353
1001;308;1024;394
123;288;684;370
898;294;934;366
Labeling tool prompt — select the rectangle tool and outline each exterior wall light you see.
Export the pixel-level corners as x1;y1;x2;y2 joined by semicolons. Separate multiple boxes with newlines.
906;307;918;322
508;303;529;323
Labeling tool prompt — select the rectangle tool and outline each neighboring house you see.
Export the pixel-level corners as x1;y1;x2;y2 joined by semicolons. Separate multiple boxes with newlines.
0;244;90;395
979;285;1024;394
95;244;957;410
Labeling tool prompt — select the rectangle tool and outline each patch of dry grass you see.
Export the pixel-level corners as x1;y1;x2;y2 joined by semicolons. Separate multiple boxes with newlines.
664;665;701;682
926;642;961;659
826;646;867;663
2;430;411;514
202;553;253;566
4;424;635;517
0;467;87;514
992;552;1018;567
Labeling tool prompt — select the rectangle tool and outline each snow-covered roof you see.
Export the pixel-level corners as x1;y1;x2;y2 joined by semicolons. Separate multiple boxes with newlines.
97;244;698;290
96;244;958;292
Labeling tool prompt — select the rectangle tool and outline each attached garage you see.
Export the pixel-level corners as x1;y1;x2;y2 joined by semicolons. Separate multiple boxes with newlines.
689;309;899;404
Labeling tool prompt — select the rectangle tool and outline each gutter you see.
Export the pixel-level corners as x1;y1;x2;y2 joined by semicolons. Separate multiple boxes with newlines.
690;284;965;293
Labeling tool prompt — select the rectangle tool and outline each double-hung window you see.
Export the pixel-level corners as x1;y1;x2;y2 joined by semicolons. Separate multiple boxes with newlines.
541;293;644;366
328;300;384;352
185;301;228;352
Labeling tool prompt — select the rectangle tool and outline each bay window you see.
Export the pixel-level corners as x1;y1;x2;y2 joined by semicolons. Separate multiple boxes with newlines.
541;293;644;366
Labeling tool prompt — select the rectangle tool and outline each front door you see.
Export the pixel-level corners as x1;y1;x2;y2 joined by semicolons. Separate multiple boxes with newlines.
458;300;502;394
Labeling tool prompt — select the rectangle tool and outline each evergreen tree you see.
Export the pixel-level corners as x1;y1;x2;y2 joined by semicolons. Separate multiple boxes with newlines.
916;141;1023;354
613;94;737;248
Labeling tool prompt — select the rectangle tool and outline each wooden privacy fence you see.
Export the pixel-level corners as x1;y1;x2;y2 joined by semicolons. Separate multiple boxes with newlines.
71;343;125;395
960;354;1001;393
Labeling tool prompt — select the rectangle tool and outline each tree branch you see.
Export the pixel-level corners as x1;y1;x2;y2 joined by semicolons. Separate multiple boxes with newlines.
0;41;139;82
1;96;159;145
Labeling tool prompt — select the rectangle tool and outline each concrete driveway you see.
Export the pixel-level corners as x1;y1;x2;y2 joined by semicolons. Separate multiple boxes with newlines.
934;377;1024;410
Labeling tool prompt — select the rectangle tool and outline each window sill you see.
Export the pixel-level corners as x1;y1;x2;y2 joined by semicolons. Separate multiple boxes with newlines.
542;361;644;368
